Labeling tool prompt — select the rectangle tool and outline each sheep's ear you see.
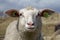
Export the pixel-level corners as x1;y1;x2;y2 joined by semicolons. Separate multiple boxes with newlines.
5;9;19;17
38;9;55;18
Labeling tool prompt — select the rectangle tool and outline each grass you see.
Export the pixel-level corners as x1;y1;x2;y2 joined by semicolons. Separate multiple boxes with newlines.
0;17;18;37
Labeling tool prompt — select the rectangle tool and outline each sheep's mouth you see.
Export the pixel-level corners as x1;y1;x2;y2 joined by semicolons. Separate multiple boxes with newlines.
25;27;36;32
27;27;36;31
28;28;34;29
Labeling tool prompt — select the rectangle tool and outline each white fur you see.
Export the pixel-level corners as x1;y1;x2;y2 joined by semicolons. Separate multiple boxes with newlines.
4;8;43;40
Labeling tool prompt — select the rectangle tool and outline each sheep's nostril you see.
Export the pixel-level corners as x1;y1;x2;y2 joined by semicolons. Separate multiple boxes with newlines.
32;23;34;25
27;23;34;26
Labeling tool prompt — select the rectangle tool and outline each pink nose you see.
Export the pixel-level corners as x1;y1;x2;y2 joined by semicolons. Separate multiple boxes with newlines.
27;22;34;26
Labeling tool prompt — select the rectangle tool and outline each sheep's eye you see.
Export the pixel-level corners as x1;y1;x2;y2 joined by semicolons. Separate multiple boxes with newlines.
37;13;41;16
19;13;24;17
36;13;40;17
20;13;22;16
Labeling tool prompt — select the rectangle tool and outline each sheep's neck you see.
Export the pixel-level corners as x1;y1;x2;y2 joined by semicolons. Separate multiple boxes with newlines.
19;31;39;40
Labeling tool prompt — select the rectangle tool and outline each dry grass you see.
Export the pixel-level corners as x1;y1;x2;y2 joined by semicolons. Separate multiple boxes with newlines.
0;17;18;37
50;30;60;40
42;13;60;25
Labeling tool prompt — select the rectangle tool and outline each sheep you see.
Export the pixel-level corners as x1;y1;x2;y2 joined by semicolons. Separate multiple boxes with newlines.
4;7;55;40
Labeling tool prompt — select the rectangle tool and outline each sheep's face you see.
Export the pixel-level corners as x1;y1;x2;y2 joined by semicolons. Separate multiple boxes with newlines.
5;8;54;32
19;8;42;32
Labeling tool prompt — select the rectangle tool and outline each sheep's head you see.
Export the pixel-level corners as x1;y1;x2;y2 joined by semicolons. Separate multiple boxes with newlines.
5;8;55;32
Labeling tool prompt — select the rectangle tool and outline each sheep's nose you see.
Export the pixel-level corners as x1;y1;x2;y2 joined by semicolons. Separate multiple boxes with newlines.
27;22;34;26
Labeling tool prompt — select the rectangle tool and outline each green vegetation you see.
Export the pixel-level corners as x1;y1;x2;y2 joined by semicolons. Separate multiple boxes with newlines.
43;12;50;18
12;12;17;17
